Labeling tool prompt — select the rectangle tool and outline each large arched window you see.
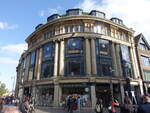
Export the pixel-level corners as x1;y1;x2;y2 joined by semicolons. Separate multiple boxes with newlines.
41;42;55;78
96;39;113;76
65;37;84;76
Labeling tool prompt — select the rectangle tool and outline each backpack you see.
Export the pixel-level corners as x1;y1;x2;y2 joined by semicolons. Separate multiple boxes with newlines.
95;104;101;112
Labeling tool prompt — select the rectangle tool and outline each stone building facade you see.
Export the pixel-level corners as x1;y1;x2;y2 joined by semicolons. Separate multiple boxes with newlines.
15;9;143;108
135;34;150;93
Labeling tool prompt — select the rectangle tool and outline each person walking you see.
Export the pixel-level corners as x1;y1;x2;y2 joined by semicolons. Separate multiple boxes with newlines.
95;98;103;113
0;97;3;113
137;93;150;113
108;99;119;113
120;96;134;113
19;96;30;113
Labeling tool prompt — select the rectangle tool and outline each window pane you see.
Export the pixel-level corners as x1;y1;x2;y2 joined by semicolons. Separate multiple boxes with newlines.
68;60;81;76
43;43;54;61
120;45;131;62
144;70;150;81
99;39;110;56
30;51;36;65
141;55;150;66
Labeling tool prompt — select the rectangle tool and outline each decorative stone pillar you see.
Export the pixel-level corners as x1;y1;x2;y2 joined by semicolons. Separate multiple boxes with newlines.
91;39;97;75
37;47;42;80
111;42;118;76
25;54;30;81
54;84;61;107
91;85;96;109
54;42;59;77
115;44;123;76
120;83;125;104
85;38;91;75
59;40;65;76
34;49;39;80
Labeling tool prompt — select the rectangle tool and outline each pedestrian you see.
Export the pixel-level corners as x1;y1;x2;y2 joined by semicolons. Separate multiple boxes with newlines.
120;96;134;113
95;98;103;113
77;96;81;112
137;93;150;113
19;96;30;113
0;97;4;113
108;99;119;113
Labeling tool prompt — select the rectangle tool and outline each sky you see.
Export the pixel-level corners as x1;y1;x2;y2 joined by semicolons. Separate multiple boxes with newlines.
0;0;150;91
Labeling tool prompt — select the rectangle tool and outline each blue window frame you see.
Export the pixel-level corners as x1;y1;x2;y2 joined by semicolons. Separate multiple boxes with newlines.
96;38;112;76
41;42;55;78
65;37;85;76
141;55;150;66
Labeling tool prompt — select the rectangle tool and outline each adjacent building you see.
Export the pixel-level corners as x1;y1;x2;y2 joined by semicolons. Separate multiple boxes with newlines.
15;8;144;108
135;33;150;93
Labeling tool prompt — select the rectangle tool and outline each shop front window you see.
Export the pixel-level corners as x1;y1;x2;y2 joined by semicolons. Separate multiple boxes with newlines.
96;39;112;76
41;42;55;78
65;38;85;76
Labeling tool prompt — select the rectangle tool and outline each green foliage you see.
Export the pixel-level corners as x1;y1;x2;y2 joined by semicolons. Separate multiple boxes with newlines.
0;81;8;96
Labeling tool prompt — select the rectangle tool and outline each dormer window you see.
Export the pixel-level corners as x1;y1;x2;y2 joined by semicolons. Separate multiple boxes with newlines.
66;9;83;16
90;10;105;18
111;18;123;25
47;14;60;22
139;39;148;51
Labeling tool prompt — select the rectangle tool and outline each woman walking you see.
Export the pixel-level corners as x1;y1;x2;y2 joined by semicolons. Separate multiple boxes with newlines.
95;98;103;113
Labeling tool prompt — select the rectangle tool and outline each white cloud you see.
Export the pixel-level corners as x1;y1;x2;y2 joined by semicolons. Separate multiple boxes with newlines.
38;6;62;17
39;10;45;17
0;57;18;65
0;22;18;30
0;43;27;55
76;0;150;43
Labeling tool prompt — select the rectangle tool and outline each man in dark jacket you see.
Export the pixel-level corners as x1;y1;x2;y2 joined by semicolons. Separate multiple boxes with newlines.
137;93;150;113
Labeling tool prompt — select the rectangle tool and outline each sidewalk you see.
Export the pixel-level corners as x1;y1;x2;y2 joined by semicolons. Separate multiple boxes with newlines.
35;106;113;113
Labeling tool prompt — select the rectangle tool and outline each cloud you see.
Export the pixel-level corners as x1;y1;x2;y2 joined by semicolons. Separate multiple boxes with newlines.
0;57;18;65
76;0;150;43
0;22;18;30
38;10;45;17
38;6;62;17
0;43;27;55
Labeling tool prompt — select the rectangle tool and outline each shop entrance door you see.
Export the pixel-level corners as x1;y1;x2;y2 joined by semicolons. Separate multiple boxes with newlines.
96;85;111;107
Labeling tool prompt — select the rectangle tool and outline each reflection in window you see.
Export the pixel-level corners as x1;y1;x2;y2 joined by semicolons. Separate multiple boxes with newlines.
22;57;27;76
120;45;132;77
41;42;55;78
141;55;150;66
96;39;112;76
65;38;84;76
29;51;36;80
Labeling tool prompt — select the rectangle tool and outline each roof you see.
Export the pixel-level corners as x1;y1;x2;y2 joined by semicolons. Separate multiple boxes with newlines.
134;33;150;50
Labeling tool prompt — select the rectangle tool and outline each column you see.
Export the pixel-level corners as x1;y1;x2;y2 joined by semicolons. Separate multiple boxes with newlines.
34;49;39;80
115;44;123;76
59;40;65;76
85;39;91;75
130;46;140;79
111;42;118;76
37;48;42;80
91;39;97;75
54;42;59;77
91;85;96;109
32;86;36;105
54;84;61;107
120;83;125;104
24;54;30;81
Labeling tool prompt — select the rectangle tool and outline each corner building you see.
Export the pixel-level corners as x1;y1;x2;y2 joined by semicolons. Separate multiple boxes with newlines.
16;9;143;108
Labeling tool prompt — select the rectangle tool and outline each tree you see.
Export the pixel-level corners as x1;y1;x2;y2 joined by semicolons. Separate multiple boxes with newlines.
0;81;8;96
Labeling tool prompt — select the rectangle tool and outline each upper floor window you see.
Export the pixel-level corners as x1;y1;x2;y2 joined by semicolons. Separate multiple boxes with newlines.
141;55;150;66
41;42;55;78
65;38;84;76
144;70;150;81
120;45;132;77
66;38;83;57
30;51;36;66
96;39;112;76
22;57;27;69
139;39;148;51
42;43;55;61
96;39;110;56
90;10;105;18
